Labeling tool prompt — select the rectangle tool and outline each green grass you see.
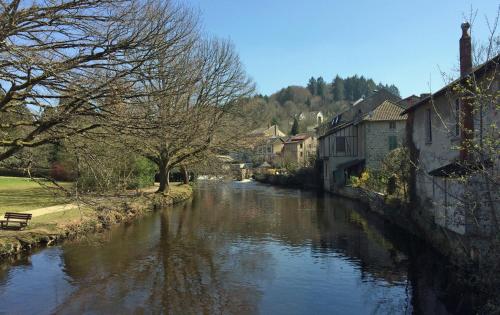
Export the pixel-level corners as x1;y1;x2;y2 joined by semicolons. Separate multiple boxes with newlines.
168;184;193;203
29;207;95;231
0;176;71;214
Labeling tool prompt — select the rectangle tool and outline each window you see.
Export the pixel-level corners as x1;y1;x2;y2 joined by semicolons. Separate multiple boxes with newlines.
299;143;303;149
300;152;303;157
336;136;346;153
389;122;396;129
455;99;460;136
425;108;432;143
267;146;272;153
388;135;398;150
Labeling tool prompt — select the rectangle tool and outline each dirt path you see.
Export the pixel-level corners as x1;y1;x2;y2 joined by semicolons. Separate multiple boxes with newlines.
22;203;79;217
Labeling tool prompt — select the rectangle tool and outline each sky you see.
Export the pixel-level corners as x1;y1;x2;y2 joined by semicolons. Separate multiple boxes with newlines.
185;0;498;98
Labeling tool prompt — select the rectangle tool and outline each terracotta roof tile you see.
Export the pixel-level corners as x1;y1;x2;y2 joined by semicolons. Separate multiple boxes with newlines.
364;100;407;121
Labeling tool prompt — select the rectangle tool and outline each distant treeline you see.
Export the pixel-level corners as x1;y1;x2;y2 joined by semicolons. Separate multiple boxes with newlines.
307;75;400;101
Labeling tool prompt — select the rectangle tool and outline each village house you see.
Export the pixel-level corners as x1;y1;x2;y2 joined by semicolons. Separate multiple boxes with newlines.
402;23;499;236
298;111;324;126
281;134;317;166
318;89;406;192
249;125;286;164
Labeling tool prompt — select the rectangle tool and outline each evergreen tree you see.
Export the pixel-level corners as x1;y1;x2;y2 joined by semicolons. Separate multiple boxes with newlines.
290;117;299;135
332;75;345;101
366;79;377;96
307;77;317;95
271;117;279;126
316;76;326;98
376;83;400;97
387;84;401;97
344;77;354;101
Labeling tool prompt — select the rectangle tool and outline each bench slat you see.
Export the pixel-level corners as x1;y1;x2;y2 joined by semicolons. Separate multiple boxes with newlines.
1;212;32;230
4;212;32;219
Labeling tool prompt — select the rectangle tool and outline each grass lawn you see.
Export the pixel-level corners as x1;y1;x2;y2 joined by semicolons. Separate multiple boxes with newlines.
0;176;71;214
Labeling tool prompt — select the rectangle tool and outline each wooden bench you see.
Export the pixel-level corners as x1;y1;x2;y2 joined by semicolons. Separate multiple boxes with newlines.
0;212;32;230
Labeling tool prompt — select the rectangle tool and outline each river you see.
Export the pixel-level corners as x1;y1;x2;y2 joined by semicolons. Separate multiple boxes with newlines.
0;181;474;314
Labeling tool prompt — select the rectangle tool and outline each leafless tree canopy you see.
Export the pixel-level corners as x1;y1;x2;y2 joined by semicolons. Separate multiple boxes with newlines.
124;36;255;192
0;0;198;161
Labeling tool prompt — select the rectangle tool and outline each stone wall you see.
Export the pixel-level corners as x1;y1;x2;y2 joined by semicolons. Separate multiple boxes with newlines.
363;120;405;169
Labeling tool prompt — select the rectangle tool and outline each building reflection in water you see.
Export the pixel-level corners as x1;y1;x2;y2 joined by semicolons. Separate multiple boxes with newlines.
0;181;475;314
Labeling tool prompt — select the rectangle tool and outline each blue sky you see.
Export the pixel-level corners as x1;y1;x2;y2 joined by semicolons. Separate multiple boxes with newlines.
186;0;498;97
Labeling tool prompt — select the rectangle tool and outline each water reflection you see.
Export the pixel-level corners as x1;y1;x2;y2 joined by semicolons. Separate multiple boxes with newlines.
0;181;465;314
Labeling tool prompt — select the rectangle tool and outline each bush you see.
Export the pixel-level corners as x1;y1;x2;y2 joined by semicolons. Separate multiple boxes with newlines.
128;157;156;189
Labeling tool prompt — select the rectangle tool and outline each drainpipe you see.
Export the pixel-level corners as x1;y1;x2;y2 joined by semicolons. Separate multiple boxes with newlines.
459;22;474;161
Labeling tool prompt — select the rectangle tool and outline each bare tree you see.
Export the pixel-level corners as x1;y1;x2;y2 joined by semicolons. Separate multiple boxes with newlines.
0;0;187;162
128;38;254;193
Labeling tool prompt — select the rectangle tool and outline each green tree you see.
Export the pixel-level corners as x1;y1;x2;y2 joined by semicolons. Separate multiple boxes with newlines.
316;76;326;98
307;77;317;95
332;75;345;101
290;118;299;135
271;117;279;125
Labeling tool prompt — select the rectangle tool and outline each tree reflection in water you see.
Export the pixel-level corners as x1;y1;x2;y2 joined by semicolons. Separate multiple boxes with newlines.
55;200;268;314
0;181;477;314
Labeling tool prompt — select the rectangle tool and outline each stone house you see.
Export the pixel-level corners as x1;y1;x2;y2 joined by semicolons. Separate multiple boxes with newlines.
249;125;287;164
402;23;499;236
254;136;286;164
281;134;317;166
318;90;406;192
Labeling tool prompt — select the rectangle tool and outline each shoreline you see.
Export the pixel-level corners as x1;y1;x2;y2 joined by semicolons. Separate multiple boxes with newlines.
0;184;193;261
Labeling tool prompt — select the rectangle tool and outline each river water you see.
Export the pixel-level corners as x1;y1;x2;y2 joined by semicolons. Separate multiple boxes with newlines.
0;181;473;314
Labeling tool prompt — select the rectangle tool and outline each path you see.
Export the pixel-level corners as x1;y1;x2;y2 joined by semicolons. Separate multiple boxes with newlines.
22;203;79;217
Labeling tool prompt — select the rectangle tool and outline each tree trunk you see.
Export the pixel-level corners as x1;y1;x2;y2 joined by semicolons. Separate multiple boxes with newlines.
157;162;170;193
181;165;189;185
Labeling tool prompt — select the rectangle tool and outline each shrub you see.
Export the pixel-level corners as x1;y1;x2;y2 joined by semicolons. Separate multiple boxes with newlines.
128;157;156;189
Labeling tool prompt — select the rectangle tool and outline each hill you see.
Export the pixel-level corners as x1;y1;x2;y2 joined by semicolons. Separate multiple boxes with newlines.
252;75;400;134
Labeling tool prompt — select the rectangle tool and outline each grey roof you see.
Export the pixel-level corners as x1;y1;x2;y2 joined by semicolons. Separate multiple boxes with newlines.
319;89;401;138
331;89;401;126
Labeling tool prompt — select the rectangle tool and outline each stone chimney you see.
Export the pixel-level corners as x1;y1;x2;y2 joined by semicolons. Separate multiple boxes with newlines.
459;22;474;160
460;22;472;77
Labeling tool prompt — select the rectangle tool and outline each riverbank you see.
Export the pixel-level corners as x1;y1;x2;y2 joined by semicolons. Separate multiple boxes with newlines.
254;168;321;190
0;182;193;260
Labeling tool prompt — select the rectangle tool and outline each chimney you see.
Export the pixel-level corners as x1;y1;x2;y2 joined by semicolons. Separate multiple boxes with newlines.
459;22;474;160
460;22;472;77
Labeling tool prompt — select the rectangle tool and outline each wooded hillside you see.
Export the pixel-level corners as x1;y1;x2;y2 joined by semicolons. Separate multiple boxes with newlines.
251;75;400;134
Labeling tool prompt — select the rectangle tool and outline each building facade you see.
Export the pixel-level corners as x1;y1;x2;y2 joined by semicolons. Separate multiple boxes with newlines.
281;134;317;167
403;24;499;236
318;91;406;192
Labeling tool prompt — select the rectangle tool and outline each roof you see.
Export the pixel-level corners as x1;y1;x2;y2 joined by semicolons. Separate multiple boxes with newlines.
326;89;401;127
402;54;500;115
319;90;402;139
249;124;285;137
258;161;272;168
284;134;311;144
363;100;407;121
397;95;422;109
428;160;490;177
268;137;285;144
